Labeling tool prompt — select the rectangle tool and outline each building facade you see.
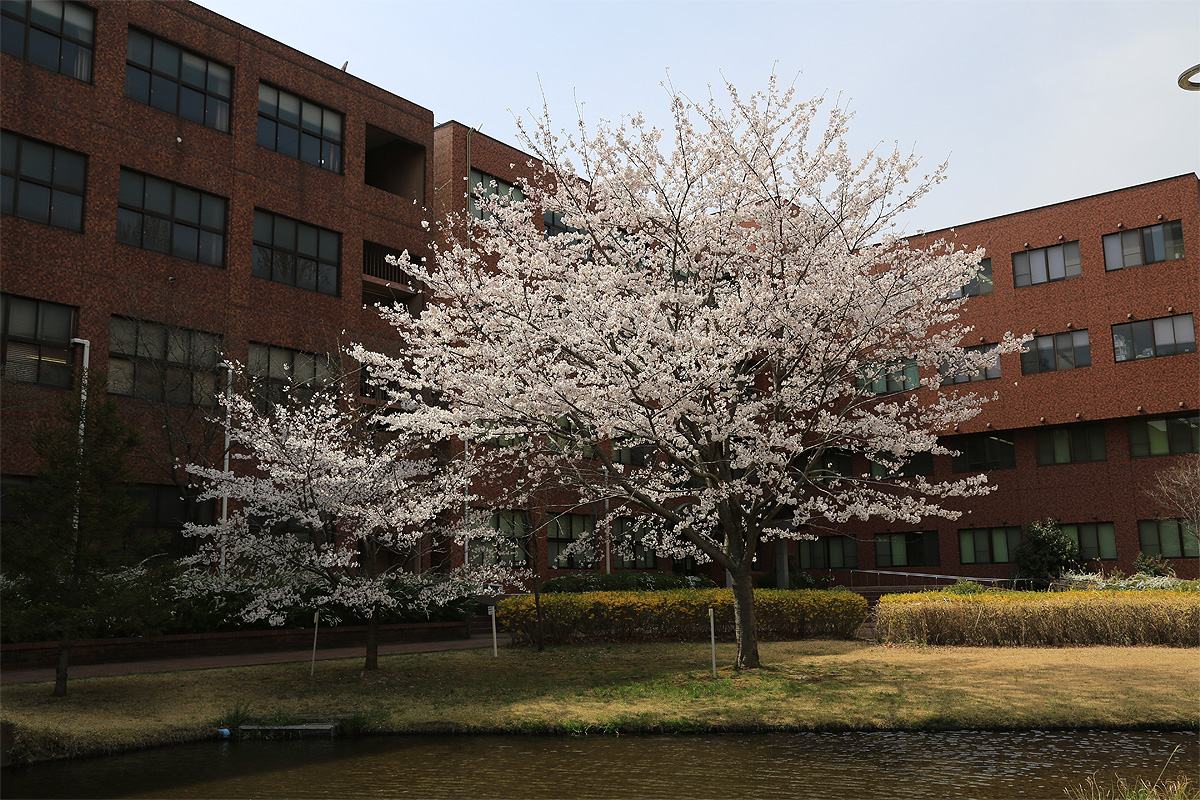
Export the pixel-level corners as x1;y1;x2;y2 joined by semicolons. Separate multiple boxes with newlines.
2;1;1196;582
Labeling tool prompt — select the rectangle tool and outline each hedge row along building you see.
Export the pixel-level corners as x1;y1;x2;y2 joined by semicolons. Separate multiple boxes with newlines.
2;0;1197;586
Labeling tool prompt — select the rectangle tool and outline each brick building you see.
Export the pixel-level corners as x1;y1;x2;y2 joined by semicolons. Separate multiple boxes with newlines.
2;1;1196;583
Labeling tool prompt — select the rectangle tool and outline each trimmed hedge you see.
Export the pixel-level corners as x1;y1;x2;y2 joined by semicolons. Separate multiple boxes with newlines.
495;588;868;645
540;571;715;593
875;589;1200;646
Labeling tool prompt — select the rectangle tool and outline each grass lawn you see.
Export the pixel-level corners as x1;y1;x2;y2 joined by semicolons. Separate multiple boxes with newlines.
2;640;1197;764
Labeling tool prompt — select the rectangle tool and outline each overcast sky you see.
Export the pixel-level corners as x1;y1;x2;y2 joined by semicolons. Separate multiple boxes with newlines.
197;0;1199;233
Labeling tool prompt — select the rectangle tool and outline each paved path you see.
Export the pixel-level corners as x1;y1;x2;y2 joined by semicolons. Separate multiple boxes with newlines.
0;633;511;685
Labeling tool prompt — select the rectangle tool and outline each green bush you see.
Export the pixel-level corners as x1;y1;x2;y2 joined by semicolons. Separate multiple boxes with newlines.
875;589;1200;646
1133;552;1177;578
495;588;868;645
1014;518;1082;588
540;571;715;593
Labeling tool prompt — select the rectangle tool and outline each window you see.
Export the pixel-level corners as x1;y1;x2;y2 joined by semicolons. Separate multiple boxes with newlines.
108;317;220;406
130;483;215;557
812;448;854;480
1;0;93;81
470;169;524;221
544;210;586;240
860;358;918;394
1;130;85;231
943;258;993;299
1012;241;1081;287
875;531;939;568
549;414;595;458
125;28;231;132
1020;330;1090;375
1;294;75;386
1138;519;1199;559
247;342;332;410
870;451;933;479
116;169;226;266
1035;423;1106;465
958;527;1021;564
613;439;654;467
1112;315;1195;362
1103;221;1185;271
257;83;342;172
798;535;858;569
612;517;657;569
1129;414;1199;457
947;432;1016;472
253;210;340;295
548;513;596;568
1061;522;1117;561
468;510;529;567
939;344;1000;385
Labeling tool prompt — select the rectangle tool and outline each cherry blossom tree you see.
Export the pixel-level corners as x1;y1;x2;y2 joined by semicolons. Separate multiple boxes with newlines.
361;76;1023;670
183;369;510;670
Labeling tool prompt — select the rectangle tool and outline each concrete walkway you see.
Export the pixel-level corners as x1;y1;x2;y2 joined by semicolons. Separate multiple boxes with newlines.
0;633;511;685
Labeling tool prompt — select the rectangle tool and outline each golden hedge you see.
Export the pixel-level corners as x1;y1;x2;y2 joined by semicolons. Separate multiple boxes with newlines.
495;588;868;645
874;590;1200;646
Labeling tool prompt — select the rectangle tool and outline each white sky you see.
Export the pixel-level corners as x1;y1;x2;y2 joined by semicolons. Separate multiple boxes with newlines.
197;0;1199;233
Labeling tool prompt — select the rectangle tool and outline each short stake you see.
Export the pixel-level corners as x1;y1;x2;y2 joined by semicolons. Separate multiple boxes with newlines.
709;606;717;678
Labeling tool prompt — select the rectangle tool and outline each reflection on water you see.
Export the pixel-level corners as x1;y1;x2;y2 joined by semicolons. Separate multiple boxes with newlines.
3;729;1197;799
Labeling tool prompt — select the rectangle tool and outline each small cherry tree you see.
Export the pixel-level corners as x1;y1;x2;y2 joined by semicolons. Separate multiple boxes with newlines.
361;76;1022;670
184;369;511;670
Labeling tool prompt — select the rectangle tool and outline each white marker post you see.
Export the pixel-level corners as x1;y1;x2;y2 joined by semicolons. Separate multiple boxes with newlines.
709;606;717;678
310;611;320;676
489;605;498;657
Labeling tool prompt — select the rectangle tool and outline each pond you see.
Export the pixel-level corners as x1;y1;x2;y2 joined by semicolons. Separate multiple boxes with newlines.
3;729;1196;799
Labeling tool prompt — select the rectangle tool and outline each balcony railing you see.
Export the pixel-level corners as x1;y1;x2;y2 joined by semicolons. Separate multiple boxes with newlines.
363;242;417;290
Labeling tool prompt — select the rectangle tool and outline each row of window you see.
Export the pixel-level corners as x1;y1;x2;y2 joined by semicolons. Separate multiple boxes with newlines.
799;518;1197;570
468;511;657;570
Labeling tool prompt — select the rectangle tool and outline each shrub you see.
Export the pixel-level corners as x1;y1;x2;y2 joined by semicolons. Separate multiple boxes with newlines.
1133;552;1177;578
756;571;835;590
1014;518;1082;588
1061;570;1197;592
875;589;1200;646
495;588;867;645
941;580;988;595
540;572;715;593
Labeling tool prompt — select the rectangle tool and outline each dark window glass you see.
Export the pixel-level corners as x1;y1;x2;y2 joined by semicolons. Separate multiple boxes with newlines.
547;513;596;569
117;168;226;266
1103;221;1185;270
798;535;858;569
1;293;75;386
947;432;1016;472
958;527;1022;564
108;317;220;406
1012;241;1081;288
1035;423;1106;465
1;130;85;231
124;28;232;133
939;344;1001;385
1112;315;1195;362
257;82;342;172
1129;415;1199;457
860;358;919;394
470;168;525;220
875;531;939;568
246;342;332;411
0;0;93;81
1061;522;1117;561
1021;330;1090;375
1137;519;1200;559
943;258;993;299
467;510;529;567
252;209;340;295
612;517;658;570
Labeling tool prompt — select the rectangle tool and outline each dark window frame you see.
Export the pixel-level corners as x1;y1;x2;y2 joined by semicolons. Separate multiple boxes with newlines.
1012;241;1082;288
470;168;524;221
947;432;1017;472
1;293;76;387
125;27;232;132
860;357;918;394
1;0;94;82
108;316;221;407
799;534;858;569
116;168;226;266
958;526;1022;564
1061;521;1117;561
1103;221;1185;271
940;343;1001;385
468;509;530;567
875;530;939;568
246;341;333;411
252;209;340;296
611;516;658;570
1035;423;1107;465
1112;314;1195;362
1;130;86;231
943;258;993;299
257;82;343;173
547;512;596;569
1020;330;1091;375
1129;414;1199;457
1137;518;1199;559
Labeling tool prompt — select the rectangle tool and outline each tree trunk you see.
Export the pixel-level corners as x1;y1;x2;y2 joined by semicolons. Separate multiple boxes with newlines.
731;571;760;670
364;613;379;671
53;630;72;697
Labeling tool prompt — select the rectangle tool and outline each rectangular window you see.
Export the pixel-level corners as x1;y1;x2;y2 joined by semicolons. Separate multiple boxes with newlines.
1012;241;1082;287
116;169;226;266
860;358;918;394
798;535;858;569
1020;330;1091;375
108;317;220;406
875;531;939;568
543;209;586;240
247;342;332;410
470;169;524;221
1;294;75;386
468;510;529;567
257;83;342;172
1112;314;1195;362
1137;519;1199;559
940;344;1001;385
1129;414;1199;457
253;209;340;295
1035;423;1107;465
813;449;854;480
943;258;993;299
130;483;216;556
1;0;93;81
548;513;596;569
947;432;1016;472
612;439;655;467
1061;522;1117;561
125;28;231;132
612;517;657;569
870;451;934;479
1;130;85;231
958;527;1021;564
1103;221;1185;271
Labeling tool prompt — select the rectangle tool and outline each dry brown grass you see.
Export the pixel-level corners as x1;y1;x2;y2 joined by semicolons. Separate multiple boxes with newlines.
2;641;1196;763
